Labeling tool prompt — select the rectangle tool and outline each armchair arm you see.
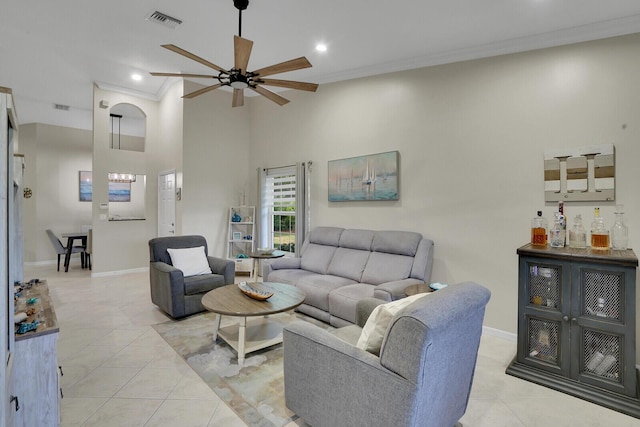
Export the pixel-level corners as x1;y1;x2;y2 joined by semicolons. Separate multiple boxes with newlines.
207;256;235;285
374;278;424;301
149;261;186;318
283;321;415;427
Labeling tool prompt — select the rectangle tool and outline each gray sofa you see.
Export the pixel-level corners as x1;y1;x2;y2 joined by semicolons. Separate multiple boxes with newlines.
264;226;434;327
283;282;491;427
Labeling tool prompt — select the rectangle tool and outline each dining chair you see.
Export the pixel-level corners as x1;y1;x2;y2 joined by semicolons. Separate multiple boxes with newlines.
45;229;85;271
85;228;92;270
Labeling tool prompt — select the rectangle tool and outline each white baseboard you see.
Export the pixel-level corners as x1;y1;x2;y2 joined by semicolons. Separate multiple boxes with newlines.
91;267;149;278
482;325;517;342
24;260;58;266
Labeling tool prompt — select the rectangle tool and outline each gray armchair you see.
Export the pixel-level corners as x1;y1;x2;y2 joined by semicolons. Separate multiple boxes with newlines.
283;282;491;427
149;235;235;318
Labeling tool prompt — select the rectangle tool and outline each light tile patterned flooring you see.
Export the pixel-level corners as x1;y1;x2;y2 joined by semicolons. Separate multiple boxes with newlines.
24;263;640;427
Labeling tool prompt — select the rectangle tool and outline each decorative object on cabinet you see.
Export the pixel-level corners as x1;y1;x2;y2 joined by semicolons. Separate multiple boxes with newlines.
13;280;60;427
506;243;640;418
23;187;32;199
544;144;614;202
227;206;255;274
328;151;399;202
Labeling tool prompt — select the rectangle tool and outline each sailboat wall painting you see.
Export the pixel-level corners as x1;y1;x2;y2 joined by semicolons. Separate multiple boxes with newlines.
328;151;399;202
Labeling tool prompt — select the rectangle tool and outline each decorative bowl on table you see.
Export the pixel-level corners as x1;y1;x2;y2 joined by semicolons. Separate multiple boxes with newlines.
238;281;274;301
256;248;276;255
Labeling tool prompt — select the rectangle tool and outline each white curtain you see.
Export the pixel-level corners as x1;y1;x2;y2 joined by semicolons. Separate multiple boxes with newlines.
257;161;311;257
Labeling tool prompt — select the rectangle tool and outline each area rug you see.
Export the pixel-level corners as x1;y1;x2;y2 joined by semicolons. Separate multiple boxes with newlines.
152;311;331;427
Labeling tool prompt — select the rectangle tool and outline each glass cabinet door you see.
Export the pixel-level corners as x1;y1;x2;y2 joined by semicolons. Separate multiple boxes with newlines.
518;258;571;375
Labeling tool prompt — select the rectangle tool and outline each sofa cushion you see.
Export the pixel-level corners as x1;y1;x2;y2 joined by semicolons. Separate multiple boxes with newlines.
167;246;212;277
371;231;422;256
296;274;357;311
356;293;430;355
338;229;374;250
308;226;344;246
327;248;370;282
266;268;318;287
361;252;414;285
328;283;376;324
183;273;226;295
300;243;337;274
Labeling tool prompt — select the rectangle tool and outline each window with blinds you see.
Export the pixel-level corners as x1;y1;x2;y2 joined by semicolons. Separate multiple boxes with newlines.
264;166;297;254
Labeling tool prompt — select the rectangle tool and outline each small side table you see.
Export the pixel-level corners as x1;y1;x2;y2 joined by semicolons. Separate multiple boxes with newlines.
248;251;285;281
405;284;433;297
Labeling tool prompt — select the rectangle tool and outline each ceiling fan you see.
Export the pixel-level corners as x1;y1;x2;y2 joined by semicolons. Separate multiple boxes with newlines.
150;0;318;107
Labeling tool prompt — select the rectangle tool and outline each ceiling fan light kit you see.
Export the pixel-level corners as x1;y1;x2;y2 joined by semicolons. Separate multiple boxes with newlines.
150;0;318;107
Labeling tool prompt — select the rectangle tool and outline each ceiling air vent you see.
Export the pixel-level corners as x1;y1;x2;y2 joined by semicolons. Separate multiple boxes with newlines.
53;104;70;111
145;11;183;29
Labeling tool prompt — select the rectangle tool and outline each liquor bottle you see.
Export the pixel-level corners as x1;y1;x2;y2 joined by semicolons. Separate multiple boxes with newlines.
569;214;587;248
587;350;605;372
593;343;618;376
549;213;565;248
610;204;629;250
590;207;609;250
558;201;566;245
531;211;548;247
544;281;555;308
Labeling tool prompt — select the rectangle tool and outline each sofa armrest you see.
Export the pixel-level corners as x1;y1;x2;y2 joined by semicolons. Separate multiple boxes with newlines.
283;321;414;427
207;256;235;284
374;278;425;301
263;257;301;280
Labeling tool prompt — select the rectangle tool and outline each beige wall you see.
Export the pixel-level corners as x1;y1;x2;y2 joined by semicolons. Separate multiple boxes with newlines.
157;81;185;236
20;123;92;263
91;87;160;274
247;34;640;335
180;81;251;258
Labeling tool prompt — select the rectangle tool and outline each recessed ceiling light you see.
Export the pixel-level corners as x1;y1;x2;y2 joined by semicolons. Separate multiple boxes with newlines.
315;43;327;52
131;73;143;81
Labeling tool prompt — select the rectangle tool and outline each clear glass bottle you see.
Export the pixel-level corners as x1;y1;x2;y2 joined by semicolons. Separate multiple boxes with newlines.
569;214;587;248
531;211;548;247
558;201;566;246
590;207;609;250
549;213;566;248
610;204;629;251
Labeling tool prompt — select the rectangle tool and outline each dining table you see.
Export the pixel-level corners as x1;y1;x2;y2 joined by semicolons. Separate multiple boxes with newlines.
60;231;88;272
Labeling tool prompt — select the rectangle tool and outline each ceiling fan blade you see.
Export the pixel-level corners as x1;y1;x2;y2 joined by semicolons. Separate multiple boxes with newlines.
182;83;224;99
258;79;318;92
251;86;290;106
251;57;312;78
232;89;244;107
161;44;228;73
234;36;253;73
150;72;218;79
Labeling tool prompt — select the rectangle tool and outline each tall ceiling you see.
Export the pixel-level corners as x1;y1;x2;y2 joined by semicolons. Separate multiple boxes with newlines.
3;0;640;125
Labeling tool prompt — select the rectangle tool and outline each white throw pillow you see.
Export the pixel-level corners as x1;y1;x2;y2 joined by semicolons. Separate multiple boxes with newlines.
356;293;430;355
167;246;212;277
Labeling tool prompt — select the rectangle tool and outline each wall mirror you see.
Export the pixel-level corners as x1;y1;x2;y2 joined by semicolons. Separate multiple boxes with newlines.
109;103;146;152
108;173;146;221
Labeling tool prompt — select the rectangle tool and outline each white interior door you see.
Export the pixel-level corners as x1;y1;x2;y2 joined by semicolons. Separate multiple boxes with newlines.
158;170;176;237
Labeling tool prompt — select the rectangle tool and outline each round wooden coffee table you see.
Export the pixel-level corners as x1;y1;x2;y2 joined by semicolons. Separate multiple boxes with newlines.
201;282;305;364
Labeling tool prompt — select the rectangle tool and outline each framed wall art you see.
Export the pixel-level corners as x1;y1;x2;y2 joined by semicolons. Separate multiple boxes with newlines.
544;144;614;202
328;151;399;202
79;171;132;202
